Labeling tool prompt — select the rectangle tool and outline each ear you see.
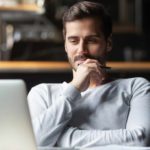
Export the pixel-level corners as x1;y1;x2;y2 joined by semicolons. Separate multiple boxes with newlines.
106;34;112;52
64;41;68;53
62;29;66;40
63;29;68;53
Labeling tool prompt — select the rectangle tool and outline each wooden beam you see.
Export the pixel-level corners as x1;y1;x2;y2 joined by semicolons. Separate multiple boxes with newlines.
0;61;150;73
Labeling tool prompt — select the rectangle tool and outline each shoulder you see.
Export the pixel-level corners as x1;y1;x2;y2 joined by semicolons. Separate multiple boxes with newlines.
110;77;149;103
124;77;150;89
108;77;150;95
112;77;149;87
28;83;64;106
130;77;150;95
29;83;63;96
116;77;150;98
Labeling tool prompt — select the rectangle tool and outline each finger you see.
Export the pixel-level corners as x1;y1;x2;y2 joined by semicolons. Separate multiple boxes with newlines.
84;59;98;64
84;59;104;69
84;63;102;75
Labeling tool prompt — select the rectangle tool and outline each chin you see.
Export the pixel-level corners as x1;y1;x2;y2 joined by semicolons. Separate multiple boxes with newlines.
69;63;76;71
73;66;77;71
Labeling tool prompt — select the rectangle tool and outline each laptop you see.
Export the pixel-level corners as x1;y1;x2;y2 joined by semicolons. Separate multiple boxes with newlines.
0;79;77;150
0;79;37;150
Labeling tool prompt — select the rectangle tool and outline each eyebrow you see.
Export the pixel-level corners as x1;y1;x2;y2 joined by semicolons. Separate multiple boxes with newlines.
86;35;102;39
67;36;78;40
67;34;102;40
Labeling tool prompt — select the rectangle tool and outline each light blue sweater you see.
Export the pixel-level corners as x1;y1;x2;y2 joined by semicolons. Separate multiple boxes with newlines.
28;77;150;148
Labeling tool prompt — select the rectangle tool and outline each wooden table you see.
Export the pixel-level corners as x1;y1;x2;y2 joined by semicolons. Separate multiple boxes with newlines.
0;61;150;73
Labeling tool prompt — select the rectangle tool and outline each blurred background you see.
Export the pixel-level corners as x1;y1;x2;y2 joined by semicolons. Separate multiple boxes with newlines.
0;0;150;90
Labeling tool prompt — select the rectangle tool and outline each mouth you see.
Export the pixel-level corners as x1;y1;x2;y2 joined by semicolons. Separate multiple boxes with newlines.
74;55;106;66
74;55;87;66
76;60;86;66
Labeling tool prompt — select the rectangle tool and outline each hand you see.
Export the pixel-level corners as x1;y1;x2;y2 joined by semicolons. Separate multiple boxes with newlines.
71;59;105;92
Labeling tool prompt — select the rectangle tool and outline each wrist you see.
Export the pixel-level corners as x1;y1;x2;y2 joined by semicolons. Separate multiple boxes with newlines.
70;81;82;92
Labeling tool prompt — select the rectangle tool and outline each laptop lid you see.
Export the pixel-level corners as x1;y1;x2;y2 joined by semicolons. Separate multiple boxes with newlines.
0;79;37;150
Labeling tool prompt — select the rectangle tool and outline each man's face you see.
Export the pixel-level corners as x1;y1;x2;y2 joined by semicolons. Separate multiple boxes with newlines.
64;18;112;71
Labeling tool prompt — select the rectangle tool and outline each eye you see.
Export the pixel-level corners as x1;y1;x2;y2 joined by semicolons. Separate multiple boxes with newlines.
87;38;99;43
88;39;96;43
69;39;78;44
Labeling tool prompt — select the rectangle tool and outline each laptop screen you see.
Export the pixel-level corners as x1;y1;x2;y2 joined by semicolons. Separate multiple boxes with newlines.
0;79;37;150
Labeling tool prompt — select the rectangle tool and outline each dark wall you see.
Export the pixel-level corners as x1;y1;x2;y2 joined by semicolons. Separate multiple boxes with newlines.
0;72;72;92
0;71;149;92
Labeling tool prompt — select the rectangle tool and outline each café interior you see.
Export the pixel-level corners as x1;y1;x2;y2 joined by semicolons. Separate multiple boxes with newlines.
0;0;150;91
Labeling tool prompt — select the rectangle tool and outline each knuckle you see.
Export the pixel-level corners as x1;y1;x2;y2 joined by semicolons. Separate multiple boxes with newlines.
86;58;90;61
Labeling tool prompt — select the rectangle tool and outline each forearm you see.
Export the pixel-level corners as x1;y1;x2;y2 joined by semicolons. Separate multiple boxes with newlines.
28;83;81;147
32;99;72;147
57;127;146;147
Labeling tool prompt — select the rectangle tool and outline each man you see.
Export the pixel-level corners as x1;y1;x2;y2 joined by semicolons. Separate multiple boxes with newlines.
28;1;150;148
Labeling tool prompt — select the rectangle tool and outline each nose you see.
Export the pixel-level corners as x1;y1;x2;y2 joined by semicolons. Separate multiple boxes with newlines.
77;40;88;54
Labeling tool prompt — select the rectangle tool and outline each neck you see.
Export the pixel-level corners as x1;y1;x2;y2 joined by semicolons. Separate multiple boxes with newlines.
88;74;107;88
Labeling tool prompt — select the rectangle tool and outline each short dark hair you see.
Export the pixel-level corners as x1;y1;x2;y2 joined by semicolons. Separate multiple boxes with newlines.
63;1;112;39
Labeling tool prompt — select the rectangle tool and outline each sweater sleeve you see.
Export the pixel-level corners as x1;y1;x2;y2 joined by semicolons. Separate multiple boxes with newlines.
27;83;81;147
57;127;145;147
57;78;150;147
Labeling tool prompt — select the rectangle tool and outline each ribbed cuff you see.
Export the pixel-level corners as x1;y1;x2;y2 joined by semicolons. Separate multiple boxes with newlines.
62;82;81;105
